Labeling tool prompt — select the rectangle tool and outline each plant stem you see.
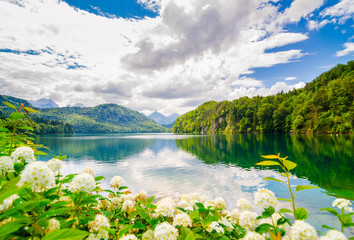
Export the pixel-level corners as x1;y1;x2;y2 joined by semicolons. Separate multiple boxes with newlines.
285;173;296;214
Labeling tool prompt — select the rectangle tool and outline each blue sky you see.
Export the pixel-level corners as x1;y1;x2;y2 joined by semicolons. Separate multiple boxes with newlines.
0;0;353;115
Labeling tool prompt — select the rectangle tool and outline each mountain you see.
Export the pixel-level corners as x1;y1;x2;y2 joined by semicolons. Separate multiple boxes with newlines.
173;61;354;134
147;111;180;125
36;104;168;133
67;103;86;108
28;98;59;108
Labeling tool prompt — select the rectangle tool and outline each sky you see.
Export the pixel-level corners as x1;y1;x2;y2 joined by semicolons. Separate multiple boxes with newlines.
0;0;353;116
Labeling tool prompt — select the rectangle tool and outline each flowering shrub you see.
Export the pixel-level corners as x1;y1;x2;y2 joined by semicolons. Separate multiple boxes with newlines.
0;148;352;240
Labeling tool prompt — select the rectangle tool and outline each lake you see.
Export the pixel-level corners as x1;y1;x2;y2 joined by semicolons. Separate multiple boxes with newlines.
35;133;354;236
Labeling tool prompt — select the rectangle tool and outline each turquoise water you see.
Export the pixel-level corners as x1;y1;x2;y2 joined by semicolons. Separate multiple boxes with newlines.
35;134;354;235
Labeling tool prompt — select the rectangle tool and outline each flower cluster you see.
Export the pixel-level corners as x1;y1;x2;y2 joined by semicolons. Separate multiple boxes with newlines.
0;156;14;174
47;158;62;172
11;146;36;163
254;188;278;209
154;222;178;240
68;173;96;192
288;220;318;240
17;161;55;191
110;175;125;189
332;198;352;211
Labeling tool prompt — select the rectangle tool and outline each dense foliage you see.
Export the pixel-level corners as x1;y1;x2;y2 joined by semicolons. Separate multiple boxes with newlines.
35;104;167;134
0;95;74;135
173;61;354;134
0;95;167;134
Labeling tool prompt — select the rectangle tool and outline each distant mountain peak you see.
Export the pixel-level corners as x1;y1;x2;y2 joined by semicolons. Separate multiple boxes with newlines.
28;98;59;108
147;111;180;125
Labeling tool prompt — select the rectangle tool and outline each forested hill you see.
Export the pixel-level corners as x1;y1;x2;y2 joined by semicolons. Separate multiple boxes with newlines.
173;61;354;134
0;95;167;133
0;95;73;134
35;104;167;133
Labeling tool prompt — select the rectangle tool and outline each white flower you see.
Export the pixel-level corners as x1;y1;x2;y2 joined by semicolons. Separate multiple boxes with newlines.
122;200;135;213
254;188;278;209
237;198;254;212
11;146;36;163
289;220;318;240
332;198;352;211
17;162;55;191
229;209;240;224
88;214;110;232
176;200;189;210
172;212;192;227
0;156;14;174
68;173;96;193
154;222;178;240
47;158;62;172
87;229;109;240
135;190;148;202
82;167;95;177
319;230;347;240
214;197;227;210
110;176;125;189
155;198;175;217
110;197;123;209
120;234;138;240
142;230;154;240
239;211;258;230
0;194;19;212
241;231;265;240
48;218;60;231
206;221;224;234
121;193;135;202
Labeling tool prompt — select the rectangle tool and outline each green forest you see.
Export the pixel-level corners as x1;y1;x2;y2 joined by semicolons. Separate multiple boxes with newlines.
0;95;73;135
173;61;354;134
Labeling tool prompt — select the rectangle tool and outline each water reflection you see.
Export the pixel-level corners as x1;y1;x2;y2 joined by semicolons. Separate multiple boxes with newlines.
175;134;354;199
35;134;353;235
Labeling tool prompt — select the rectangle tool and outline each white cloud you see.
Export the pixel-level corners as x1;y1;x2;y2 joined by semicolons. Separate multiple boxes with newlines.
285;76;296;81
321;0;354;23
307;19;329;30
0;0;315;115
137;0;161;12
336;42;354;56
283;0;324;23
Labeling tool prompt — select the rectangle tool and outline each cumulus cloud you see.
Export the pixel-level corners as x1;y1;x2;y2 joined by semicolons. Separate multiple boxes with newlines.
321;0;354;23
336;42;354;56
0;0;324;115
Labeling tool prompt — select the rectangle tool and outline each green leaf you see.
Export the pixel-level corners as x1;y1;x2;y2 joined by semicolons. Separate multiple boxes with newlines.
34;151;48;156
321;224;336;230
296;185;319;192
261;154;280;159
42;229;89;240
119;225;133;238
18;126;34;131
283;160;297;171
262;177;284;183
0;220;28;238
294;207;308;220
0;177;20;204
189;211;200;220
10;112;25;120
279;208;293;214
185;231;195;240
201;219;212;229
2;101;17;110
23;107;39;113
0;127;9;132
133;222;146;230
147;196;155;204
95;176;105;181
320;207;339;217
255;161;281;167
277;198;292;202
255;223;273;234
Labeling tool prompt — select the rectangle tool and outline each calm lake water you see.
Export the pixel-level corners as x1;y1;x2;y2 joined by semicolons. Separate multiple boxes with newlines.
35;134;354;235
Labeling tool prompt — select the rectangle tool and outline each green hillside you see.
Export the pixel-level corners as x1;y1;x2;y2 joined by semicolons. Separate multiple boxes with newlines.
35;104;167;133
173;61;354;134
0;95;167;133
